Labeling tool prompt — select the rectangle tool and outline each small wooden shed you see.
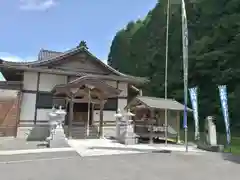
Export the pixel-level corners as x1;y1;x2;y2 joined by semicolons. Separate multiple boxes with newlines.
125;96;192;142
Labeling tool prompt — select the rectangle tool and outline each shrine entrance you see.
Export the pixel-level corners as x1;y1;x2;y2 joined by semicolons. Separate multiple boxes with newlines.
65;102;93;126
52;75;121;139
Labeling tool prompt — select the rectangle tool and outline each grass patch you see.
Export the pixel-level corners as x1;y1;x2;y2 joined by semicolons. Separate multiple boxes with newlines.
224;137;240;154
179;130;240;154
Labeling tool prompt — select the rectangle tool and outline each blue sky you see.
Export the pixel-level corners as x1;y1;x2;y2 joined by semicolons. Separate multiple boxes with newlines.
0;0;157;64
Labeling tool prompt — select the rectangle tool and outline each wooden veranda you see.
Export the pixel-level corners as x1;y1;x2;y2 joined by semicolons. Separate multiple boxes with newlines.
52;75;121;138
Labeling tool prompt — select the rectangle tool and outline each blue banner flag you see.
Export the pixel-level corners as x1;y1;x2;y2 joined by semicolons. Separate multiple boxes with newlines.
189;87;199;140
218;85;231;145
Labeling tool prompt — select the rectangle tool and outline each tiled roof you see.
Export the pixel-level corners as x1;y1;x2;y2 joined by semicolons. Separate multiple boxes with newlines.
52;75;121;98
0;47;149;84
38;49;63;61
127;96;192;111
0;64;146;84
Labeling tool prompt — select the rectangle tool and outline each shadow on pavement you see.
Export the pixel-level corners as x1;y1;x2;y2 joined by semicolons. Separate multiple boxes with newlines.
221;153;240;164
88;146;172;154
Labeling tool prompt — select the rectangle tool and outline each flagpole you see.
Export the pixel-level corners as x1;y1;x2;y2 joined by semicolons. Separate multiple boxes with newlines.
164;0;170;146
181;0;189;152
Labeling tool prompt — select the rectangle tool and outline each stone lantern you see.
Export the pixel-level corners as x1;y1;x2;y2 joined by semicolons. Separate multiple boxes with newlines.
55;106;67;128
125;109;135;125
46;106;67;148
114;109;123;140
48;107;58;136
124;109;136;145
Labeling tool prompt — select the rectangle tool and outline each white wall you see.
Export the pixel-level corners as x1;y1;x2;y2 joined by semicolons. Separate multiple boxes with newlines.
36;109;52;122
20;93;36;121
24;73;129;123
23;72;38;91
93;110;116;122
118;82;128;97
118;99;128;112
39;73;67;92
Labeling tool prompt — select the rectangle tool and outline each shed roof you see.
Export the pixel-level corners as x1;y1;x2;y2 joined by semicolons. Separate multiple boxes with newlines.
126;96;192;111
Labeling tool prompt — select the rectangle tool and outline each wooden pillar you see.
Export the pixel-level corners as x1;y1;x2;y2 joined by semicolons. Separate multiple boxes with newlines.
68;95;74;138
176;111;180;143
91;103;94;125
149;109;154;144
132;108;136;132
15;91;22;138
65;98;69;126
98;99;104;138
86;88;91;137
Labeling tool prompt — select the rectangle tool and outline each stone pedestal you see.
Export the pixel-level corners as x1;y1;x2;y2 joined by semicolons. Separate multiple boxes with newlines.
115;109;123;141
46;106;67;148
118;109;137;145
198;116;224;152
124;122;137;145
49;123;67;148
205;116;217;146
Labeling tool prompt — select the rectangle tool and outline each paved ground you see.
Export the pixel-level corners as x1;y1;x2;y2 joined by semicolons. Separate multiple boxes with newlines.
0;137;70;151
68;138;204;157
0;151;79;163
0;151;239;180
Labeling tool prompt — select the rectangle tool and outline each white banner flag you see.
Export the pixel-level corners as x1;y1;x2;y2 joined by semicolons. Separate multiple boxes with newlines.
189;87;199;140
182;0;188;68
218;85;231;145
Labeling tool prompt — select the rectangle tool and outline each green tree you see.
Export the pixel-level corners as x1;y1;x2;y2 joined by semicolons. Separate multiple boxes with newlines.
108;0;240;132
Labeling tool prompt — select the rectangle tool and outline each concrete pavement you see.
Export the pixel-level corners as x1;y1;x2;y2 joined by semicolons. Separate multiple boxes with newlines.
0;137;70;151
67;138;204;157
0;151;79;164
0;151;239;180
0;138;203;157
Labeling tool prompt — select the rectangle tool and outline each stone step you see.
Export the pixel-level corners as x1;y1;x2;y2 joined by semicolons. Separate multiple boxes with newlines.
66;132;98;139
64;126;99;139
73;131;97;134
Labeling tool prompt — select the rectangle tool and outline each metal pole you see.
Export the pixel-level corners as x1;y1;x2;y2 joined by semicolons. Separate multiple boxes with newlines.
184;112;188;152
164;0;170;146
87;89;90;137
181;0;189;152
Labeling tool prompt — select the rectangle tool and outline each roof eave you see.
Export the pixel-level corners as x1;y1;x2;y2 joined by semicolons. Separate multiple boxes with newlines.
0;64;147;84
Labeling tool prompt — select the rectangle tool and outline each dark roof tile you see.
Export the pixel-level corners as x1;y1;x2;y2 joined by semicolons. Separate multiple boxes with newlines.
127;96;192;111
38;49;63;61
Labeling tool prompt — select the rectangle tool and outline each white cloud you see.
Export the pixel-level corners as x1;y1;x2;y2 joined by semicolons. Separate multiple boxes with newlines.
19;0;56;11
0;52;35;62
